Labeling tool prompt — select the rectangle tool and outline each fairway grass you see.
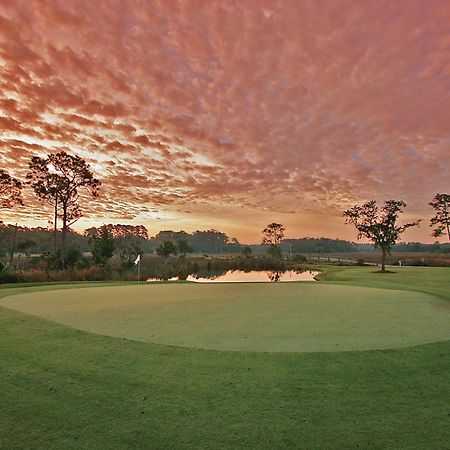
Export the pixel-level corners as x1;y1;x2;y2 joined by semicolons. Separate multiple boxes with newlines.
1;282;449;352
1;267;450;449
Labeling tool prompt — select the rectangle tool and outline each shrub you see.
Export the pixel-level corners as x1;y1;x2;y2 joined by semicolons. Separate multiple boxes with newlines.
0;263;24;283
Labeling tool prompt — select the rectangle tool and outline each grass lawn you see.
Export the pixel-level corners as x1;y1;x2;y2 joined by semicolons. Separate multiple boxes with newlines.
2;282;449;352
1;267;450;449
319;265;450;300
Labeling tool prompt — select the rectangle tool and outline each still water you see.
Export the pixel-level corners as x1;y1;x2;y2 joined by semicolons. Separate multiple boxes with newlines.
147;270;319;283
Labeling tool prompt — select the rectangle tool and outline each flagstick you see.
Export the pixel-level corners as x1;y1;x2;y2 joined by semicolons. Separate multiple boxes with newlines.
137;257;141;285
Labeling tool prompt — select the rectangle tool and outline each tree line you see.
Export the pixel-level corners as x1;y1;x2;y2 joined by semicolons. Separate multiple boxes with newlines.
1;150;450;273
1;222;447;262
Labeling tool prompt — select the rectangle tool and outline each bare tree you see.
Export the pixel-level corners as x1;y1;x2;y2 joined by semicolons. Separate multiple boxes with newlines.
429;193;450;242
343;200;420;272
28;151;100;266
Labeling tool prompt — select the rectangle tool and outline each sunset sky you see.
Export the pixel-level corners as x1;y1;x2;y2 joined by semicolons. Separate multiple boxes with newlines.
1;0;449;243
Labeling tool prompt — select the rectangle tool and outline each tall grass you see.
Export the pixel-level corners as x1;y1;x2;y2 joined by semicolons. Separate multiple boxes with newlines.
1;255;310;283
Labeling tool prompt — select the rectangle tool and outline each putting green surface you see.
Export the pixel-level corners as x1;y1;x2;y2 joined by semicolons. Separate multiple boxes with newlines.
2;282;449;352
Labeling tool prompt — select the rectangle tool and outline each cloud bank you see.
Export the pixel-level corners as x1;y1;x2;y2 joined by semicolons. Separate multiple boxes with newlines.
1;0;449;241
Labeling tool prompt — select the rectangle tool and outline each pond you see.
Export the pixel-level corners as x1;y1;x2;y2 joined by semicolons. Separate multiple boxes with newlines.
147;270;319;283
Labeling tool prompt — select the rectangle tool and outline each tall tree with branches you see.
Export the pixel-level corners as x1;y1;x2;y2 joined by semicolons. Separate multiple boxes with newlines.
0;169;23;209
262;223;285;258
343;200;420;272
28;151;100;266
429;193;450;242
27;159;62;254
0;170;23;263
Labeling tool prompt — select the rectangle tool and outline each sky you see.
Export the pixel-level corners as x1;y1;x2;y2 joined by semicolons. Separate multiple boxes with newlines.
0;0;449;243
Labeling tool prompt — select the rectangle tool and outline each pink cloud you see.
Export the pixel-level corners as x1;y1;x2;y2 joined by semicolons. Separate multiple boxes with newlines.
1;0;449;241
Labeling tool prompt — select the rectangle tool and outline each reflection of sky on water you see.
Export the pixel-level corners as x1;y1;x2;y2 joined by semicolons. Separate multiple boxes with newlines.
148;270;319;283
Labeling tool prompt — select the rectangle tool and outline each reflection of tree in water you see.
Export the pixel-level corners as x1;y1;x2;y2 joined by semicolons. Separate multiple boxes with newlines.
192;269;228;280
267;271;282;282
149;269;318;283
267;269;308;282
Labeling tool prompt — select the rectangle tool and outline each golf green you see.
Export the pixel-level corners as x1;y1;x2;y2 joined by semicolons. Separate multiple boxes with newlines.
2;283;449;352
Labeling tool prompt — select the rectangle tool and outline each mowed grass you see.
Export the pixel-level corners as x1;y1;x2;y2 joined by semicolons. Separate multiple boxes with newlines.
320;265;450;300
1;267;450;449
2;282;449;352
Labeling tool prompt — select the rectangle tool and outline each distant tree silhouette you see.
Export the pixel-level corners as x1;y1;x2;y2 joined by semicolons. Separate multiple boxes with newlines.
343;200;420;272
28;151;100;267
85;224;147;262
191;229;229;253
429;193;450;242
151;229;234;254
65;245;84;269
89;226;115;265
85;224;149;239
262;223;285;259
16;239;36;257
156;240;178;258
0;169;23;209
242;246;252;258
177;239;193;257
